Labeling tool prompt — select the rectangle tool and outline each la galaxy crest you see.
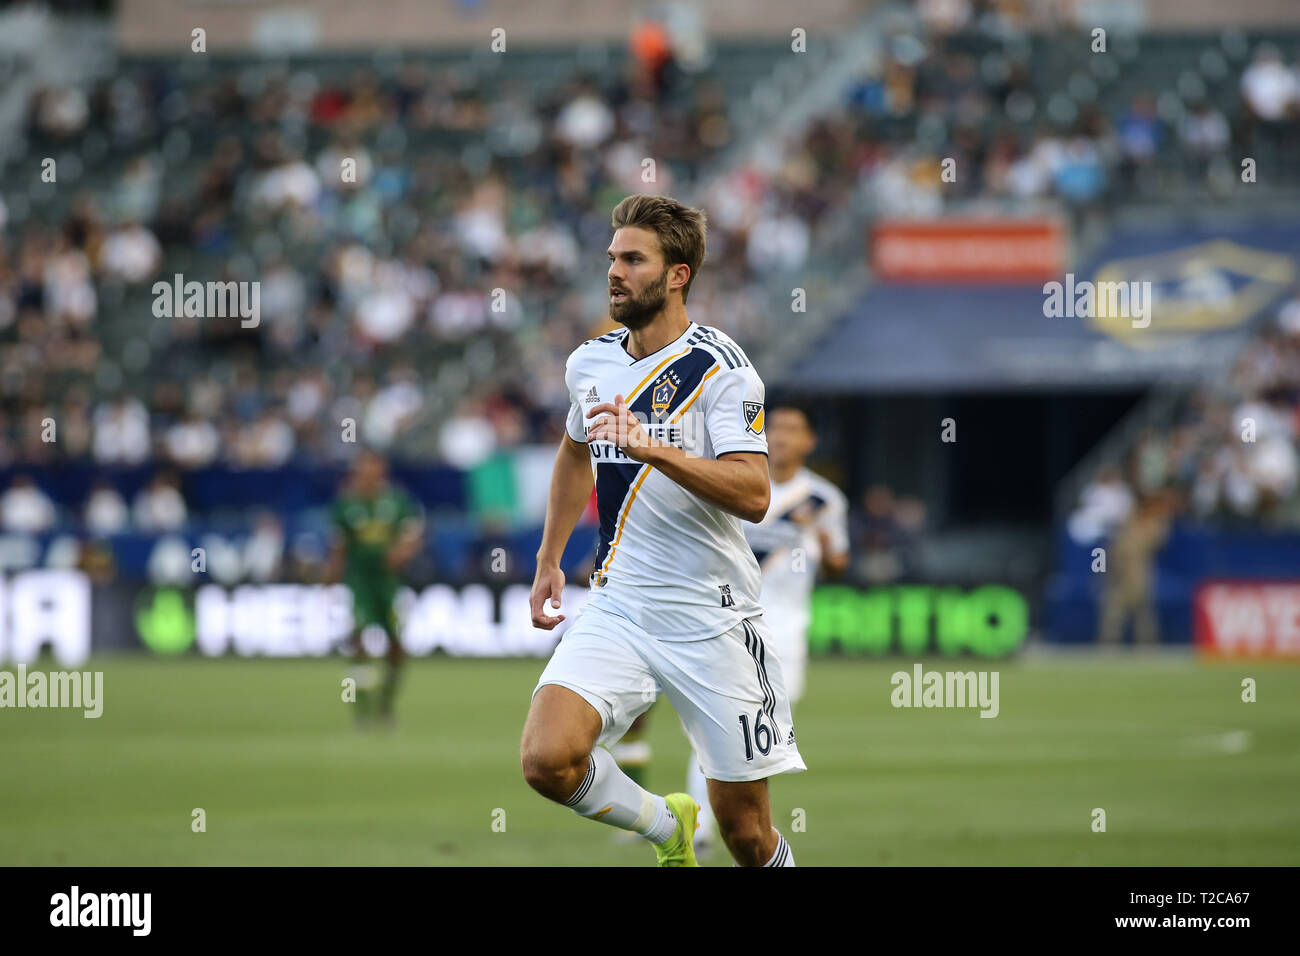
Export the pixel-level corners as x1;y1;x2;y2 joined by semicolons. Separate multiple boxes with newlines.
651;370;681;417
744;402;765;435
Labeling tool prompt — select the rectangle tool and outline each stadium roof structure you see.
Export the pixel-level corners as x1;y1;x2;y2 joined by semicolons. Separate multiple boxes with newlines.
779;221;1300;393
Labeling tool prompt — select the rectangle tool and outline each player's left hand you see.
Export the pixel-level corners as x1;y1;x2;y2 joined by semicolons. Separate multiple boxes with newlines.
586;394;658;463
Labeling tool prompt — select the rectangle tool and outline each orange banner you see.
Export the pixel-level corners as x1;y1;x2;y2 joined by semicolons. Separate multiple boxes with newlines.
870;219;1066;282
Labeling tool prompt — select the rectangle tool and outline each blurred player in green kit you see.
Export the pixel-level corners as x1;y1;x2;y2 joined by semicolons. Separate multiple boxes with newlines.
327;449;425;728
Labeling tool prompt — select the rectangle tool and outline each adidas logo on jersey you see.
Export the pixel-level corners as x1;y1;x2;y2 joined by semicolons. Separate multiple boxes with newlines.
583;386;599;404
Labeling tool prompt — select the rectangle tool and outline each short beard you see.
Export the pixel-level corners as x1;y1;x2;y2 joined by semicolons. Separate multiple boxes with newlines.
612;269;669;331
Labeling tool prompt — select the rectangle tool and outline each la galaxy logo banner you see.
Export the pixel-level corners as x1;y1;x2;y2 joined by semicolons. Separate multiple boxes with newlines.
651;373;679;417
744;402;765;435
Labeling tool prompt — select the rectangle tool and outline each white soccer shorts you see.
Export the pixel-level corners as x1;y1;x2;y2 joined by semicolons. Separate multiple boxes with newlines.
533;603;807;782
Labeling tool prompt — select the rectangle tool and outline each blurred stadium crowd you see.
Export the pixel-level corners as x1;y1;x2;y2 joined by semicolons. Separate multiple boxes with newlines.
2;2;1300;560
1070;292;1300;543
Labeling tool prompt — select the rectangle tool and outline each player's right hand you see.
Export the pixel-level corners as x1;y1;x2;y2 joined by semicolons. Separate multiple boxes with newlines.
530;564;567;629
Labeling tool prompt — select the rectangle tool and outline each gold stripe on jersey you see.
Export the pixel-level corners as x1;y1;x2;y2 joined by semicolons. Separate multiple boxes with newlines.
597;462;653;578
668;364;720;423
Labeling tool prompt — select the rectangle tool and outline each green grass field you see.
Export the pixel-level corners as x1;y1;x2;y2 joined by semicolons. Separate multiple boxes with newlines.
2;653;1298;865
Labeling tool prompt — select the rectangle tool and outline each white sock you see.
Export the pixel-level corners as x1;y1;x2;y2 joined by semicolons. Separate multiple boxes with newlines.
731;831;796;867
686;751;715;840
763;831;795;866
563;746;676;843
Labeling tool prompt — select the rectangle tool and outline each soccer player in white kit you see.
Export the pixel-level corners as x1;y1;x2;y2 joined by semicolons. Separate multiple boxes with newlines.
520;195;805;867
742;406;851;705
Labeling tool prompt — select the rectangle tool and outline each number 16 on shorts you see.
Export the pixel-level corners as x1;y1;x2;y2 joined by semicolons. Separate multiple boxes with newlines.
738;707;778;759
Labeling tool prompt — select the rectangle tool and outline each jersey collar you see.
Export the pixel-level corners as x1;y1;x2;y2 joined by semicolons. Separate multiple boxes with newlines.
621;321;697;365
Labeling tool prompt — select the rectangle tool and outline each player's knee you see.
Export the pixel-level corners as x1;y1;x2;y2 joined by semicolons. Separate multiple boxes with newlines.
519;740;586;801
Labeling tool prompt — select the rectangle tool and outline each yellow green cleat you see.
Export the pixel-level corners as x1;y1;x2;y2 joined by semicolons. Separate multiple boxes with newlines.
654;793;700;867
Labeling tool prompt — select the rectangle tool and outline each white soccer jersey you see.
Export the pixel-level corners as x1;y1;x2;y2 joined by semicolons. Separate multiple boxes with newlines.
743;467;850;621
564;321;768;642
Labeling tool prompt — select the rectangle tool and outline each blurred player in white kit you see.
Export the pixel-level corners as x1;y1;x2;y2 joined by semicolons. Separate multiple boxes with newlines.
741;405;850;702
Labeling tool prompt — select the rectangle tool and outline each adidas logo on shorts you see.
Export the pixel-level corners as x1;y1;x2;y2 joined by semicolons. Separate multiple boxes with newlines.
786;729;796;746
